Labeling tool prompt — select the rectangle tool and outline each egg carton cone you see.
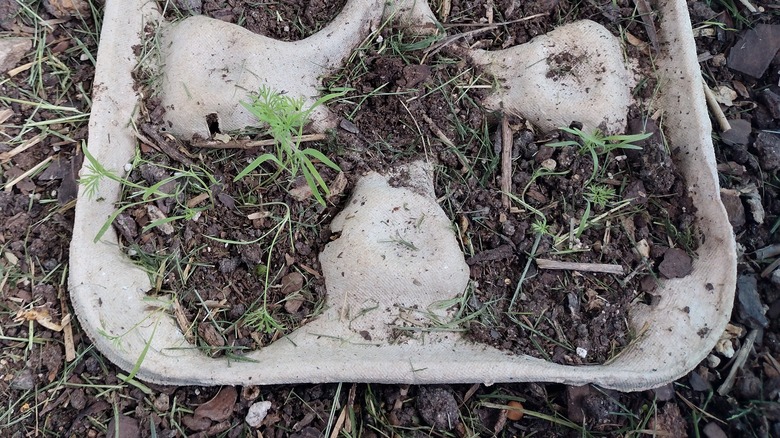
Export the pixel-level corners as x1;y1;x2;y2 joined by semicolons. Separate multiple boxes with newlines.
69;0;735;390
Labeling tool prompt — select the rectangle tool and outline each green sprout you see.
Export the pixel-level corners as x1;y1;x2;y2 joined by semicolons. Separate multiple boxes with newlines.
235;86;349;205
585;184;617;209
547;127;650;184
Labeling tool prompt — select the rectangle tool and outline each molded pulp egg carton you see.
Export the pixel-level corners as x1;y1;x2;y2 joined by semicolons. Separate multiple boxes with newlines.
69;0;736;390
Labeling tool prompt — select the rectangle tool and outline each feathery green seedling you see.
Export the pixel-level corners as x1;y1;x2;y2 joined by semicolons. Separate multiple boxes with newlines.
206;201;293;335
236;86;348;205
585;183;617;209
81;144;216;242
547;127;649;184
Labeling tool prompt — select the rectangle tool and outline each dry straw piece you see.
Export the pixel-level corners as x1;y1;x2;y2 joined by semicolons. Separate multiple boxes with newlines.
69;0;735;390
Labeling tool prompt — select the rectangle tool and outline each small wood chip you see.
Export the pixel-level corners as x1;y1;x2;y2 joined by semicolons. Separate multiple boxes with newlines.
421;113;455;148
3;156;53;192
500;115;513;209
59;291;76;362
0;108;14;125
172;298;195;344
702;79;732;133
145;205;175;235
718;329;758;396
138;123;194;166
186;192;210;208
536;259;624;275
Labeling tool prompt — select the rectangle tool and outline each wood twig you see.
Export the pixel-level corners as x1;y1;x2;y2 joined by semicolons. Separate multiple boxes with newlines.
0;133;44;164
59;289;76;362
190;133;327;150
718;329;758;396
3;156;52;192
138;123;194;166
421;113;471;173
422;14;546;60
0;108;13;124
760;256;780;278
754;244;780;261
536;258;625;275
633;0;659;53
500;115;513;209
439;0;451;22
737;0;758;13
702;79;732;133
421;113;455;148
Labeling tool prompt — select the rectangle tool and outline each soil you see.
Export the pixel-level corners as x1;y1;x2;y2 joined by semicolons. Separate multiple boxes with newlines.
2;0;780;437
161;0;347;41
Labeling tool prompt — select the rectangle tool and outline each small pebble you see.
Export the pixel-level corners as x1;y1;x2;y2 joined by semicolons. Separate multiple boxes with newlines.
245;401;272;428
703;422;728;438
154;393;170;412
736;275;769;329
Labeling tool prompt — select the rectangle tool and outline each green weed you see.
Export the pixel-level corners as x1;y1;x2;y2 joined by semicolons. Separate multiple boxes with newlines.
547;127;649;184
236;86;348;205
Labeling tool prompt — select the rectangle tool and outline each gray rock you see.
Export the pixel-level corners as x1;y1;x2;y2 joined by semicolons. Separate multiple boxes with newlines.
720;190;745;229
245;401;272;428
759;89;780;120
689;370;711;392
652;383;675;401
106;414;140;438
736;370;761;400
721;119;752;147
174;0;202;13
771;269;780;287
658;248;693;279
736;275;768;329
727;24;780;78
417;387;460;430
755;132;780;171
0;0;21;30
0;37;31;72
703;422;728;438
10;368;35;390
690;2;717;21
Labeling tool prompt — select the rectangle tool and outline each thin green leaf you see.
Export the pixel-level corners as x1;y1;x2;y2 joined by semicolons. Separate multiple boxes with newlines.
302;147;341;171
233;153;282;181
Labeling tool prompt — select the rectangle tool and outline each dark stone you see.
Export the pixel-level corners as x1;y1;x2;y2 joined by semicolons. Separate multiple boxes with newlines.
759;89;780;119
106;415;141;438
754;132;780;171
689;371;712;392
736;370;762;400
721;119;752;147
658;248;693;279
652;383;675;402
727;24;780;78
768;299;780;320
690;2;717;21
290;427;321;438
624;180;648;206
703;422;728;438
10;368;35;390
720;190;745;229
755;104;777;130
416;387;460;430
736;275;769;329
174;0;202;13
